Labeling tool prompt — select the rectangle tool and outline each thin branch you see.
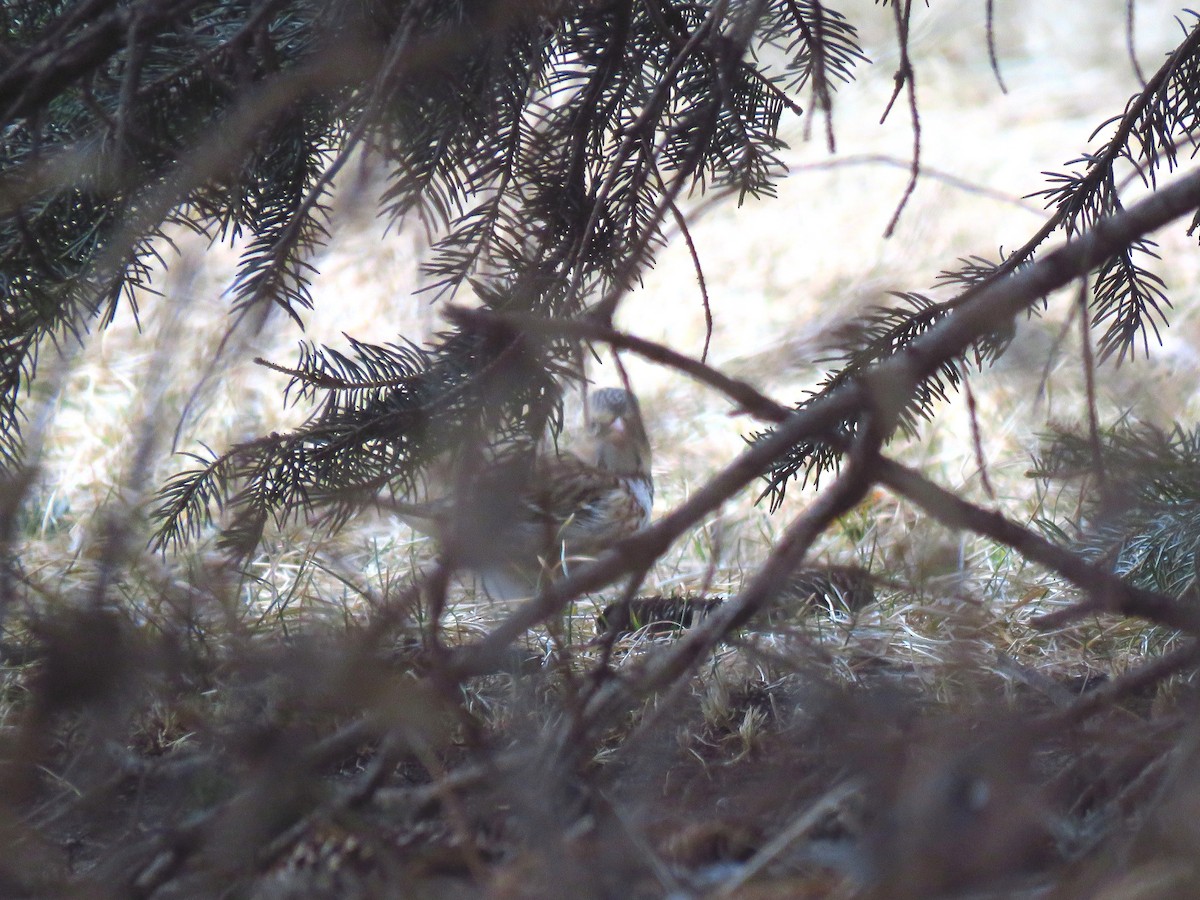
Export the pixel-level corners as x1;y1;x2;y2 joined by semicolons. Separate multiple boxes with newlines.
960;363;995;500
927;20;1200;313
1077;277;1106;492
717;779;863;895
1036;297;1078;402
882;0;920;238
666;194;713;363
786;152;1042;213
0;0;208;127
586;104;723;323
984;0;1008;94
1126;0;1148;88
444;306;784;422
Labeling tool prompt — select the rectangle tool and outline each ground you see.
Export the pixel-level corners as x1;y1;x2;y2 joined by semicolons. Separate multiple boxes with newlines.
7;2;1200;897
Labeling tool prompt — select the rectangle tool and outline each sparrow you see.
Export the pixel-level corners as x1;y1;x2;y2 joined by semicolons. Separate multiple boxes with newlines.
391;387;653;599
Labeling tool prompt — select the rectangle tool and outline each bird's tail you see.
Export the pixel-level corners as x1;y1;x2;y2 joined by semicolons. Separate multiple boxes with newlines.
375;497;444;537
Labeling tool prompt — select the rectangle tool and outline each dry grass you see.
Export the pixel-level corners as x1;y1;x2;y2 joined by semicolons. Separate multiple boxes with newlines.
8;2;1200;897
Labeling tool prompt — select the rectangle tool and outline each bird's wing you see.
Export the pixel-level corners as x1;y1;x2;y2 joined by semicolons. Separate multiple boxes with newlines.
526;456;647;553
386;454;645;567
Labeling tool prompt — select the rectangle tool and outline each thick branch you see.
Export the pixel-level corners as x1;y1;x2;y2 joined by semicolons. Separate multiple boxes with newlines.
445;168;1200;677
470;305;1200;634
875;457;1200;634
587;410;883;718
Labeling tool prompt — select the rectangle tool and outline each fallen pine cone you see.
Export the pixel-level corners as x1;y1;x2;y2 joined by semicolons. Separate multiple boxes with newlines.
597;567;877;639
596;595;724;637
784;565;876;614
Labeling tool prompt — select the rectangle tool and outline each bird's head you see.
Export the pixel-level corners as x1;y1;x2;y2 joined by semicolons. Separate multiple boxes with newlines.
586;387;651;478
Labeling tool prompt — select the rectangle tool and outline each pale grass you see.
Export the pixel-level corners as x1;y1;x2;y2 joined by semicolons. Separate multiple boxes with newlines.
15;1;1200;694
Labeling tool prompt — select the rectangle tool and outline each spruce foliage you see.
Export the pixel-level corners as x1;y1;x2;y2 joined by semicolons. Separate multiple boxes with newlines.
1;0;864;552
5;3;1200;561
757;12;1200;507
1033;422;1200;600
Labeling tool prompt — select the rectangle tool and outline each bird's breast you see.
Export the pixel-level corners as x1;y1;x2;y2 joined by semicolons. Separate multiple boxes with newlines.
625;475;653;525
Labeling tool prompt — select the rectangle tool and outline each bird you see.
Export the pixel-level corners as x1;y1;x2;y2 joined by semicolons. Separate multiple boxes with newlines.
389;387;653;599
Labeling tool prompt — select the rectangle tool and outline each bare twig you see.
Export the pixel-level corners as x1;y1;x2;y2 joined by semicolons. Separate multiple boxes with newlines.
985;0;1009;94
666;194;714;363
1126;0;1148;88
882;0;920;238
117;716;379;896
1077;277;1106;492
444;306;786;423
786;152;1040;213
717;779;863;895
960;363;995;500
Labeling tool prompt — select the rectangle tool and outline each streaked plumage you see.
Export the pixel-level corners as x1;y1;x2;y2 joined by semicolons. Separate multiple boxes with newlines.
393;387;653;598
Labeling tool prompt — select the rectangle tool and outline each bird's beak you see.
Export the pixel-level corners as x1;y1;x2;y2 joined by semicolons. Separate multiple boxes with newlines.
608;417;627;440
